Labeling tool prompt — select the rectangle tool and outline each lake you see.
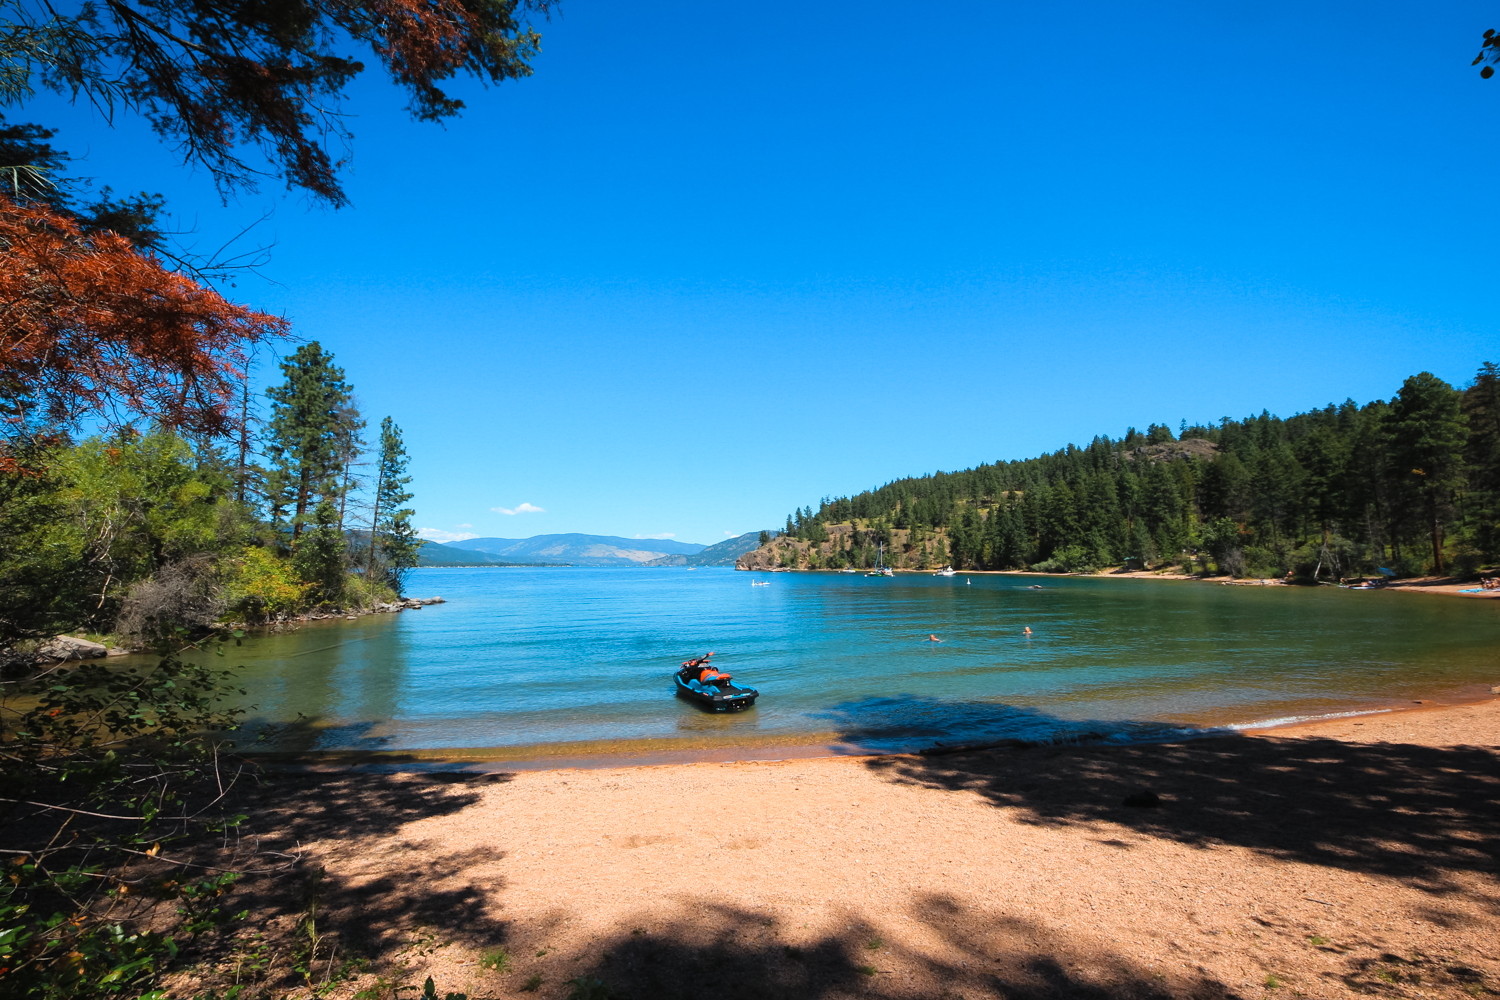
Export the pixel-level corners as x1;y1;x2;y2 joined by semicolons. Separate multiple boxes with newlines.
192;567;1499;761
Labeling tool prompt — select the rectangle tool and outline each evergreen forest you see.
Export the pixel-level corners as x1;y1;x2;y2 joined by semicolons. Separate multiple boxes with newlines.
771;367;1500;579
0;341;422;658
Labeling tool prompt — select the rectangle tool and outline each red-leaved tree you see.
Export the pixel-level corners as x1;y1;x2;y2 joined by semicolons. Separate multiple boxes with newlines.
0;194;288;441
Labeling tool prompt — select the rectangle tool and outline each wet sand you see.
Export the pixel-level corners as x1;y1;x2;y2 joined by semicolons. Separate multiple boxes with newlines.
199;696;1500;999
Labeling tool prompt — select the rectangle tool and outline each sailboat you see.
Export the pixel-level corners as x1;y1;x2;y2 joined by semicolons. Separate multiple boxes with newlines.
866;542;894;577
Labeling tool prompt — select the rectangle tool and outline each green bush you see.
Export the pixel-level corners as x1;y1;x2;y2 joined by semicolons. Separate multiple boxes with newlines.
1243;546;1283;578
221;546;311;622
1032;545;1097;574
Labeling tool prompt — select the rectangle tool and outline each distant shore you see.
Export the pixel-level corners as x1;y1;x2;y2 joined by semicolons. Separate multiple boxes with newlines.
740;564;1500;599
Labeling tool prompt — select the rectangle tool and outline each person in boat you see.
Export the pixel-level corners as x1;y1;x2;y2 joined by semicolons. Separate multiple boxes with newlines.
682;652;725;684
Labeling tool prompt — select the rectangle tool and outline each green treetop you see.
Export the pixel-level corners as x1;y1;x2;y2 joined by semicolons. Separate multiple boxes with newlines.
369;417;420;594
263;342;355;543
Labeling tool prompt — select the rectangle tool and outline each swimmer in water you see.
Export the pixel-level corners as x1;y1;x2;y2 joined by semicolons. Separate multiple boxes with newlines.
1023;626;1032;636
927;634;943;642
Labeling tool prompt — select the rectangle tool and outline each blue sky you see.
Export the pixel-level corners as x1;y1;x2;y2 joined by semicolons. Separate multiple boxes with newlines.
21;1;1500;545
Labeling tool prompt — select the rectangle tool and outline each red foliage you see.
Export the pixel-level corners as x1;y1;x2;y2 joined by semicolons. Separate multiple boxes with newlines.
0;195;288;438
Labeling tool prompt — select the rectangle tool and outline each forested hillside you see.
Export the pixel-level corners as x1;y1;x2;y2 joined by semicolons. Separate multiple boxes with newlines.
759;367;1499;579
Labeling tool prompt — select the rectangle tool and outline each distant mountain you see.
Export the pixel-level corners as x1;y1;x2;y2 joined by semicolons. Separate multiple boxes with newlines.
686;531;765;566
442;533;707;567
416;542;569;567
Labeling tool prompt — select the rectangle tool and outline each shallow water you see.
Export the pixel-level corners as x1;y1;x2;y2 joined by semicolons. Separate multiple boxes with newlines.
189;567;1498;756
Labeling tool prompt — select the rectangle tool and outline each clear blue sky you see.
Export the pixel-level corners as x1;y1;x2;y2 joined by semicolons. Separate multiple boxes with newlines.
22;1;1500;545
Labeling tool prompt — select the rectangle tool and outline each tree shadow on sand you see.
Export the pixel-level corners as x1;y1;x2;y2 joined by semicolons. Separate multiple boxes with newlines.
838;697;1500;896
189;764;515;986
458;898;1239;1000
198;768;1250;1000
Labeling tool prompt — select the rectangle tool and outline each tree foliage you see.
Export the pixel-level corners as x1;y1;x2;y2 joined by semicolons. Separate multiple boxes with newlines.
0;0;551;204
370;415;418;592
1475;27;1500;79
0;428;257;645
263;342;354;541
0;194;287;438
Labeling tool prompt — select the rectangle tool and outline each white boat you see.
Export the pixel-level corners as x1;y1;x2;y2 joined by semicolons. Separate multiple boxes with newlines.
866;543;892;577
840;567;858;574
935;566;955;577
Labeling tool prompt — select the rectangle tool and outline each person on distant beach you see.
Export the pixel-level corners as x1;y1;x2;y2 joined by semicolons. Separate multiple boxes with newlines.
927;634;942;642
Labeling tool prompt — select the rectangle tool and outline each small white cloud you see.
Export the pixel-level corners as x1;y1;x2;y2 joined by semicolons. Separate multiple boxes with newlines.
634;532;676;540
492;503;545;516
724;530;736;536
457;523;473;529
418;527;480;543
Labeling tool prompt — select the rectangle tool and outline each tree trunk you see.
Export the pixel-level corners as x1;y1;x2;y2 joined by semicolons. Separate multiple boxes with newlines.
337;456;353;533
367;462;384;579
1430;504;1444;574
235;377;250;505
293;467;311;541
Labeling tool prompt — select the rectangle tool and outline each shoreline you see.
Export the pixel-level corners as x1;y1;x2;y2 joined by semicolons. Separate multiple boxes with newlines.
244;686;1500;773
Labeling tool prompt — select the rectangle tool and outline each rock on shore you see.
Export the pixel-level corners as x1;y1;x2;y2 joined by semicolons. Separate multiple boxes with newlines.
37;635;109;662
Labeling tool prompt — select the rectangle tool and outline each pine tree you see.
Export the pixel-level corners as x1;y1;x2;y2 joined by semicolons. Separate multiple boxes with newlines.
1463;362;1500;556
293;499;347;603
1387;372;1467;572
263;342;353;543
369;417;420;594
332;399;367;533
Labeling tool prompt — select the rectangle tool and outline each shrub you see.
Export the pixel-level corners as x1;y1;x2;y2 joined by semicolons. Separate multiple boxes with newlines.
342;571;398;611
1032;545;1097;574
221;546;310;622
114;554;225;647
1290;536;1364;581
1450;547;1484;577
0;655;252;1000
1243;546;1282;578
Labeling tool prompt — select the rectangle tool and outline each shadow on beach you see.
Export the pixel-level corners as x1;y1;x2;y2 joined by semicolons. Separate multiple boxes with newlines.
209;767;1245;999
192;705;1500;999
502;899;1230;1000
854;702;1500;894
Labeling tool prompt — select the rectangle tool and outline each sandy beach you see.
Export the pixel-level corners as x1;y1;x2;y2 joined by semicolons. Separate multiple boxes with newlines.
181;696;1500;1000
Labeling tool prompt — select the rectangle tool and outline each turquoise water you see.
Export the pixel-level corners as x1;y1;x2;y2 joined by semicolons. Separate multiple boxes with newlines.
202;567;1499;756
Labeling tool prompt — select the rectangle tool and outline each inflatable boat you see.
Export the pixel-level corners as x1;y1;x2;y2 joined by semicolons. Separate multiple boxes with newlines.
675;653;759;712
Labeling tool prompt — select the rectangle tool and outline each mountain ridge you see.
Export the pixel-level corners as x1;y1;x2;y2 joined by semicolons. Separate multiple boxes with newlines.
441;533;707;567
